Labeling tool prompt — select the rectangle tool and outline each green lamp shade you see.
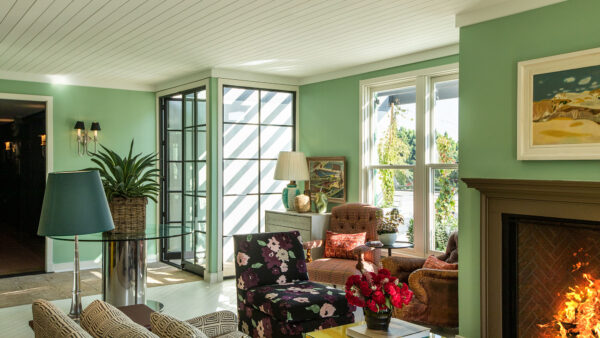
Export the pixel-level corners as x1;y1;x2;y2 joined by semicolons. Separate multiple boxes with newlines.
38;170;114;236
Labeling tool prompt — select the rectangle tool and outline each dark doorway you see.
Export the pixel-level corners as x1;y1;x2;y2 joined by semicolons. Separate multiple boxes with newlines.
0;99;46;277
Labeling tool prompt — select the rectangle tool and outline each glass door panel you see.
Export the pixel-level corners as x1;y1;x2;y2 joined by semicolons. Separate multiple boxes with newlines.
160;87;207;276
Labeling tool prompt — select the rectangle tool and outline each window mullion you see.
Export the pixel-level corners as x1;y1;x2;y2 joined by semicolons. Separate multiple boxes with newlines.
414;75;428;258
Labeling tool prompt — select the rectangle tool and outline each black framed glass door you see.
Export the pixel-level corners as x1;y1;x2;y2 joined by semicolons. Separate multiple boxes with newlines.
159;87;207;275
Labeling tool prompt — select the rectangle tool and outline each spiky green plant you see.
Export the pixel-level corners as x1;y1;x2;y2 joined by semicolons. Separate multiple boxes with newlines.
88;140;160;202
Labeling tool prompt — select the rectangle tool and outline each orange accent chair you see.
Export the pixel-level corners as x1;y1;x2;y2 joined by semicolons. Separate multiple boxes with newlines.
303;203;382;286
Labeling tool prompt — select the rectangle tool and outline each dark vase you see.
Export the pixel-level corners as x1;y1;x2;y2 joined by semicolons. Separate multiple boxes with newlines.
363;308;392;331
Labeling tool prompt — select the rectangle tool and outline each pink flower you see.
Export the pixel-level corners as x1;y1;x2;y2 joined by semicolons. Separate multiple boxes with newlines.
267;237;280;252
236;252;250;266
276;275;287;285
319;303;336;317
293;297;310;303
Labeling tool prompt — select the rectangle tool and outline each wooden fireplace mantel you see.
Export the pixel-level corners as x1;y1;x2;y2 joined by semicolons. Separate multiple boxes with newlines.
462;177;600;337
463;178;600;203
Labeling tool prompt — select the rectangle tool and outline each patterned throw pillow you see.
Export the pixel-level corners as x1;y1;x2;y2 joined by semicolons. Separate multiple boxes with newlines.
423;255;458;270
32;299;92;338
81;300;158;338
324;231;366;259
151;312;207;338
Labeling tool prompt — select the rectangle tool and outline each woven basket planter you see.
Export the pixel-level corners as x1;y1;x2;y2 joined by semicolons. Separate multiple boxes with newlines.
108;197;147;233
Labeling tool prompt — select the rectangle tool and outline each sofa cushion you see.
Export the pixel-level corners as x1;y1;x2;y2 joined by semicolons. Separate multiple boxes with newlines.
324;231;366;259
185;310;240;338
307;258;377;286
233;231;308;290
151;312;207;338
423;255;458;270
32;299;92;338
244;280;354;322
81;300;158;338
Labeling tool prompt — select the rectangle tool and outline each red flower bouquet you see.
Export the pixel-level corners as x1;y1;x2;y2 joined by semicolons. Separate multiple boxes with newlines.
345;269;413;330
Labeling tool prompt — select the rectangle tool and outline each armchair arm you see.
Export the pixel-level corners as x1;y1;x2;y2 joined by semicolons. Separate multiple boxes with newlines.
407;268;458;305
186;310;241;338
381;256;426;281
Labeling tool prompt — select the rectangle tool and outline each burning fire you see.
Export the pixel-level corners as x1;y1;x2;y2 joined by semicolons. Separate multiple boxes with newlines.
539;250;600;337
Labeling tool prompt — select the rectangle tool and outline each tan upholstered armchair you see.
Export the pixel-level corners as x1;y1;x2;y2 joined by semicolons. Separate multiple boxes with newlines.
304;203;382;286
382;232;458;328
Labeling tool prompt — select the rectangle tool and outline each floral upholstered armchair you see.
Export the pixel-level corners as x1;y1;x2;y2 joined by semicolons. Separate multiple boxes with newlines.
304;203;382;286
233;231;355;338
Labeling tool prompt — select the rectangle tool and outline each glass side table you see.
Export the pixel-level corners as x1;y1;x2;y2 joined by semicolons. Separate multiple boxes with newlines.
51;224;191;312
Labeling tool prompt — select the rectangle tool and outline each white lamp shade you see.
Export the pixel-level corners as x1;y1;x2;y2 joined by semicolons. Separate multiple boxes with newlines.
274;151;309;181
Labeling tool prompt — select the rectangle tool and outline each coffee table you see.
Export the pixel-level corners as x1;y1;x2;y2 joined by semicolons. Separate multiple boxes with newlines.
306;321;364;338
306;319;431;338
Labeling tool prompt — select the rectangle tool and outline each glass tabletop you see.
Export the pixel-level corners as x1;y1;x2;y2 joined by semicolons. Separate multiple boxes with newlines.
49;224;192;242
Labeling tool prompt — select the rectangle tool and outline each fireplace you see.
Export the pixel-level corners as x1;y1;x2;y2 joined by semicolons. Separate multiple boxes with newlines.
502;214;600;337
463;178;600;337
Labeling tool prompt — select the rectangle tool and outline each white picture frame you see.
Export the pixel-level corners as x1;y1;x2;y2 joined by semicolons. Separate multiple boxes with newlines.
517;47;600;160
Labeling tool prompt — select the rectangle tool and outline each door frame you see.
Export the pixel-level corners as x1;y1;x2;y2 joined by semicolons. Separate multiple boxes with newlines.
0;93;54;272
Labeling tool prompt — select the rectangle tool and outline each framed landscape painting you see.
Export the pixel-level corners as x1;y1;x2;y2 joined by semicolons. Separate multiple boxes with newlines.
517;47;600;160
306;156;346;203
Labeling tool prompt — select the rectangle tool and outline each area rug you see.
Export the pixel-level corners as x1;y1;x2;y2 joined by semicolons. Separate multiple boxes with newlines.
0;262;202;308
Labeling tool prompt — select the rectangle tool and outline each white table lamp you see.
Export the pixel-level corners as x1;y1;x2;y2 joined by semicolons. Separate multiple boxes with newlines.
274;151;309;211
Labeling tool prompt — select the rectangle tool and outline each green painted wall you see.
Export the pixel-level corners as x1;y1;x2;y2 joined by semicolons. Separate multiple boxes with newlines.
0;79;156;265
299;55;459;205
459;0;600;336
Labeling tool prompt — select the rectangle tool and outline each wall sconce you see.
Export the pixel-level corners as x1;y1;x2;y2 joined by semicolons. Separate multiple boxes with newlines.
4;141;10;151
74;121;101;156
40;134;46;158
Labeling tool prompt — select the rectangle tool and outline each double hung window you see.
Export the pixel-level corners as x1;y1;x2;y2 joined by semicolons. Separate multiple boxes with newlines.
361;69;458;255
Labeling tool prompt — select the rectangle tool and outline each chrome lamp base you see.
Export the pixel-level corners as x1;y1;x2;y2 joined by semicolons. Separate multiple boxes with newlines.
68;235;82;321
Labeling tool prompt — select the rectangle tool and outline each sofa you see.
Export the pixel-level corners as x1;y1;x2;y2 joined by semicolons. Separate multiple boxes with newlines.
381;231;458;327
32;298;249;338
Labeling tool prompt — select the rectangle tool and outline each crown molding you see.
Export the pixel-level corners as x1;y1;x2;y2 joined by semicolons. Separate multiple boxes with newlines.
153;68;301;92
0;70;154;92
455;0;566;27
297;44;459;85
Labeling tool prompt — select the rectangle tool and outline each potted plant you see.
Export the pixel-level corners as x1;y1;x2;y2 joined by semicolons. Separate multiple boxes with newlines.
88;140;159;233
377;209;404;245
345;269;413;330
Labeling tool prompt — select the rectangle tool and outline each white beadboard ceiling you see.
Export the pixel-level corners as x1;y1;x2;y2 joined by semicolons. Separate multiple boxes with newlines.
0;0;562;91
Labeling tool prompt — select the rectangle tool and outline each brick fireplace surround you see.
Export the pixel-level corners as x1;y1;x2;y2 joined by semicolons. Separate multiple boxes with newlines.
463;178;600;338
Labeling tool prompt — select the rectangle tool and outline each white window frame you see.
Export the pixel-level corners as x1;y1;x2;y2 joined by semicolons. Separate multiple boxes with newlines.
359;63;458;258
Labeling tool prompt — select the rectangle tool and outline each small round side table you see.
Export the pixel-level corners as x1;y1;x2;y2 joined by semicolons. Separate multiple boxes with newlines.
367;241;414;256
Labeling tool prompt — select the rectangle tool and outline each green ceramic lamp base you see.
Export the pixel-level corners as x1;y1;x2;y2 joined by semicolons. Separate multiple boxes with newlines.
282;182;300;211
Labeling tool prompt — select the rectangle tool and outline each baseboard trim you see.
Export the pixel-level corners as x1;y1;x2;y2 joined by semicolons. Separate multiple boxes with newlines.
205;271;223;284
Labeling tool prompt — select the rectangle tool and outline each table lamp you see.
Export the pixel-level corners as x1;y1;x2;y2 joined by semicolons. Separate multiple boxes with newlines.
274;151;310;211
38;171;114;319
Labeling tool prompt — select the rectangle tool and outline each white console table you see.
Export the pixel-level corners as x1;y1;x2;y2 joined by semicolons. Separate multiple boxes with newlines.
264;210;330;259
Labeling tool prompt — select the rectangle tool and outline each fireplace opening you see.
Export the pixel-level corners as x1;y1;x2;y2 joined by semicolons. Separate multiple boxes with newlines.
502;214;600;337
